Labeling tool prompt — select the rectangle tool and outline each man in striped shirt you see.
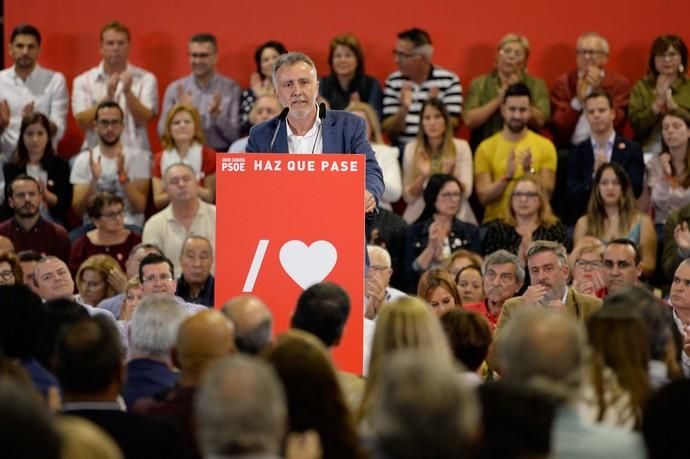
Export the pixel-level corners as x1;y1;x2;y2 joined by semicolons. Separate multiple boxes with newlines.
382;28;463;147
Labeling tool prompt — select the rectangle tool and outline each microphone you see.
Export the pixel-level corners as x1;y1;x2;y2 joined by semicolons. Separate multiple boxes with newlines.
311;103;327;154
269;107;289;152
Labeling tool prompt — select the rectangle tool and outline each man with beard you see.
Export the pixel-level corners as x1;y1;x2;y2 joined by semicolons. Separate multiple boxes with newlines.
70;100;150;228
496;240;602;335
0;175;70;260
668;259;690;376
474;83;557;223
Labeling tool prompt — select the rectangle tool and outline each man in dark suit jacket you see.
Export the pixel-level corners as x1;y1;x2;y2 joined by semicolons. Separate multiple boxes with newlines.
566;90;645;224
56;316;185;459
246;51;384;214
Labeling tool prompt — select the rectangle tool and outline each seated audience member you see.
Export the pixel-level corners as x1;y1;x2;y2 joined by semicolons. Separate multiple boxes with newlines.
482;175;567;261
97;242;162;317
134;310;235;459
630;35;690;154
417;268;462;317
1;113;71;223
365;207;408;290
152;103;216;209
0;24;68;160
320;33;382;115
365;245;407;320
602;239;642;295
143;163;215;277
463;250;524;329
175;235;214;307
455;264;484;304
445;248;484;277
56;317;185;458
404;174;479;291
70;100;151;228
496;309;646;459
0;284;59;398
440;309;492;386
550;32;630;149
118;276;142;322
574;163;656;277
463;33;550;150
56;416;124;459
17;249;42;294
227;93;282;152
36;298;89;371
0;175;70;260
221;295;273;355
72;21;158;151
123;294;187;408
583;303;650;429
370;350;480;459
0;377;62;459
347;101;402;210
69;192;141;274
567;91;645;223
264;330;367;459
668;259;690;375
496;241;602;334
647;110;690;235
402;98;475;224
74;254;124;307
642;379;690;459
0;235;13;252
0;250;22;285
382;28;462;147
357;297;454;430
239;40;287;129
158;33;241;152
474;83;557;223
138;253;206;314
478;382;557;459
568;236;606;298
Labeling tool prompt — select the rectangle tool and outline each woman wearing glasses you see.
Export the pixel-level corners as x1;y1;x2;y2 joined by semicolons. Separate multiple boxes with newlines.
481;175;567;263
568;237;606;298
69;191;141;277
0;251;23;286
630;35;690;153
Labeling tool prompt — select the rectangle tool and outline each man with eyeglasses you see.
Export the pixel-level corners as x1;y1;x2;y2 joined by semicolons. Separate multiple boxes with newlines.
158;33;241;151
551;32;630;149
668;259;690;376
72;21;157;151
602;239;642;295
382;28;462;147
70;100;151;228
138;252;206;314
143;163;215;277
0;175;70;260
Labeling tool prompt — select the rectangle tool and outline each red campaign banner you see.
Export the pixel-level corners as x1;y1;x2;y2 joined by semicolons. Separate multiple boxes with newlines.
215;153;365;374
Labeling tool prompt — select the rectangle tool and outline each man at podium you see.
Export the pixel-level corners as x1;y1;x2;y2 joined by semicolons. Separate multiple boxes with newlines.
246;52;384;214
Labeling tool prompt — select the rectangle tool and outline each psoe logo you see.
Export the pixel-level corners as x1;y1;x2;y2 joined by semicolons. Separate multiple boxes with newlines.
221;157;246;172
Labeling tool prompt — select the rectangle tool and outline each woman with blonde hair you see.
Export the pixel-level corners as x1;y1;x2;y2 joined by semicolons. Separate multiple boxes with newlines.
151;103;216;208
402;98;475;224
358;297;452;429
417;268;462;316
347;101;402;210
57;416;124;459
569;237;606;298
75;254;125;307
445;249;484;278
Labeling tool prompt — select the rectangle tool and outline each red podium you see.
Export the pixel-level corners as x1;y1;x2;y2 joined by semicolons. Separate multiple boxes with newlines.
215;153;365;373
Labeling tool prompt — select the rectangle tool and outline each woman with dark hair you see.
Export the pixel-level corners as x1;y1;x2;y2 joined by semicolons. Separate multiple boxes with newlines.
404;173;480;292
574;163;656;277
263;330;367;459
455;264;484;304
239;40;287;128
417;268;462;316
319;33;382;116
2;112;71;223
402;98;475;224
0;250;23;285
630;35;690;153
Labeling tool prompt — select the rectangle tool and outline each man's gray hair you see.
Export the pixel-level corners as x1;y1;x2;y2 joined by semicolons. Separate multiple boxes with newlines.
483;249;525;285
129;294;188;358
271;51;317;88
196;355;286;456
367;244;391;268
496;308;588;402
371;350;479;459
577;31;610;55
163;162;196;186
526;241;568;268
180;235;213;257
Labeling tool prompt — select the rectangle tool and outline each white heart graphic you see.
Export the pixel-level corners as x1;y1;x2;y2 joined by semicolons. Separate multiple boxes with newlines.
279;240;338;289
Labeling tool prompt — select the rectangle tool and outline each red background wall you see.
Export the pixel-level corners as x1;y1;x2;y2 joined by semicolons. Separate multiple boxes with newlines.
6;0;689;156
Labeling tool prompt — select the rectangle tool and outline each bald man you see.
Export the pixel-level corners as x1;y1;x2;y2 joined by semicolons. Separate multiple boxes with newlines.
134;309;235;459
222;295;273;355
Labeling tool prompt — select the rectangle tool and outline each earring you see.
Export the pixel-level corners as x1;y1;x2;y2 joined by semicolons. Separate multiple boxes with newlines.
680;64;685;73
